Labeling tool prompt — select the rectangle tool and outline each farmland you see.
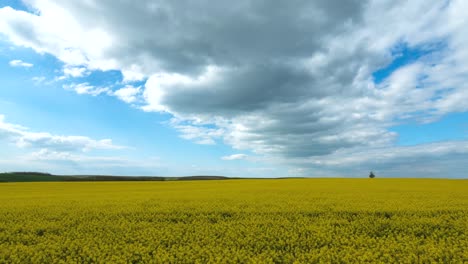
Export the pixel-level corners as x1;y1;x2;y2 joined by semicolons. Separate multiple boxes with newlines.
0;179;467;263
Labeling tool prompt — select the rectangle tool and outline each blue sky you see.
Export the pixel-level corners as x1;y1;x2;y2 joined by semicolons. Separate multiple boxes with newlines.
0;0;467;177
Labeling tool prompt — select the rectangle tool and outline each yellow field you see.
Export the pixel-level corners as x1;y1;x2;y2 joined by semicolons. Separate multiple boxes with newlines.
0;179;467;263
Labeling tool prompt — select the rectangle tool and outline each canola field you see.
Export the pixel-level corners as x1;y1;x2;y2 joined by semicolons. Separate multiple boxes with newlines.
0;179;467;263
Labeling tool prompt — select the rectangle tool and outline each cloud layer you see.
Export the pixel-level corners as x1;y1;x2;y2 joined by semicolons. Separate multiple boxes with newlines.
0;114;123;152
1;0;467;176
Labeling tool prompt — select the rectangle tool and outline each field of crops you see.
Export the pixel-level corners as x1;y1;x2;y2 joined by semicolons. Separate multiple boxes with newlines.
0;179;467;263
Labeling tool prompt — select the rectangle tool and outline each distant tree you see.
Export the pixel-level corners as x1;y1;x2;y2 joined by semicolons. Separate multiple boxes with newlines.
369;171;376;178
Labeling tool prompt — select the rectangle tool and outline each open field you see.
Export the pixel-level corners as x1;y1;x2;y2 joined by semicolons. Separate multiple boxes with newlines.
0;179;467;263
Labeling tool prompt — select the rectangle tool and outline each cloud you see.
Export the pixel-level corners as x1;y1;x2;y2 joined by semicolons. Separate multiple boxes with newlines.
113;85;141;103
0;149;163;176
222;154;248;161
63;83;110;96
9;59;33;68
1;1;468;176
0;116;162;176
292;140;468;178
170;119;224;145
0;114;124;152
63;66;88;78
137;0;467;160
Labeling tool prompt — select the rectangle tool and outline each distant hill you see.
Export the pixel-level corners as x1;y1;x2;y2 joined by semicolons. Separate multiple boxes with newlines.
0;172;229;183
0;172;63;182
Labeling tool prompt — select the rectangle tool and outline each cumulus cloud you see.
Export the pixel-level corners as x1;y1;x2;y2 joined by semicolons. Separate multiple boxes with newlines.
9;59;33;68
1;0;468;175
0;114;124;152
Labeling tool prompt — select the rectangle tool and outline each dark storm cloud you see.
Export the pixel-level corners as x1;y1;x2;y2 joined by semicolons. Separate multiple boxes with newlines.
44;0;366;75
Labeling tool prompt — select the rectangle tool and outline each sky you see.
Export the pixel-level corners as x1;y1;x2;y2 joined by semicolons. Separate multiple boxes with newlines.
0;0;467;178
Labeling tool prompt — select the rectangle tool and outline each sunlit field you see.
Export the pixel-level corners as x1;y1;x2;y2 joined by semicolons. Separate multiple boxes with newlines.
0;179;467;263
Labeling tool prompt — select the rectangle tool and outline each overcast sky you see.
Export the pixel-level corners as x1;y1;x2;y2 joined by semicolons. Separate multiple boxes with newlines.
0;0;467;177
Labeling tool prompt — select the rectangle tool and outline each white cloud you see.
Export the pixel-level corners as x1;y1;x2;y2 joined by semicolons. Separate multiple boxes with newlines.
222;154;248;161
63;83;110;96
0;114;124;152
113;85;141;103
63;66;88;78
121;64;146;82
9;59;33;68
169;118;225;145
0;5;115;69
